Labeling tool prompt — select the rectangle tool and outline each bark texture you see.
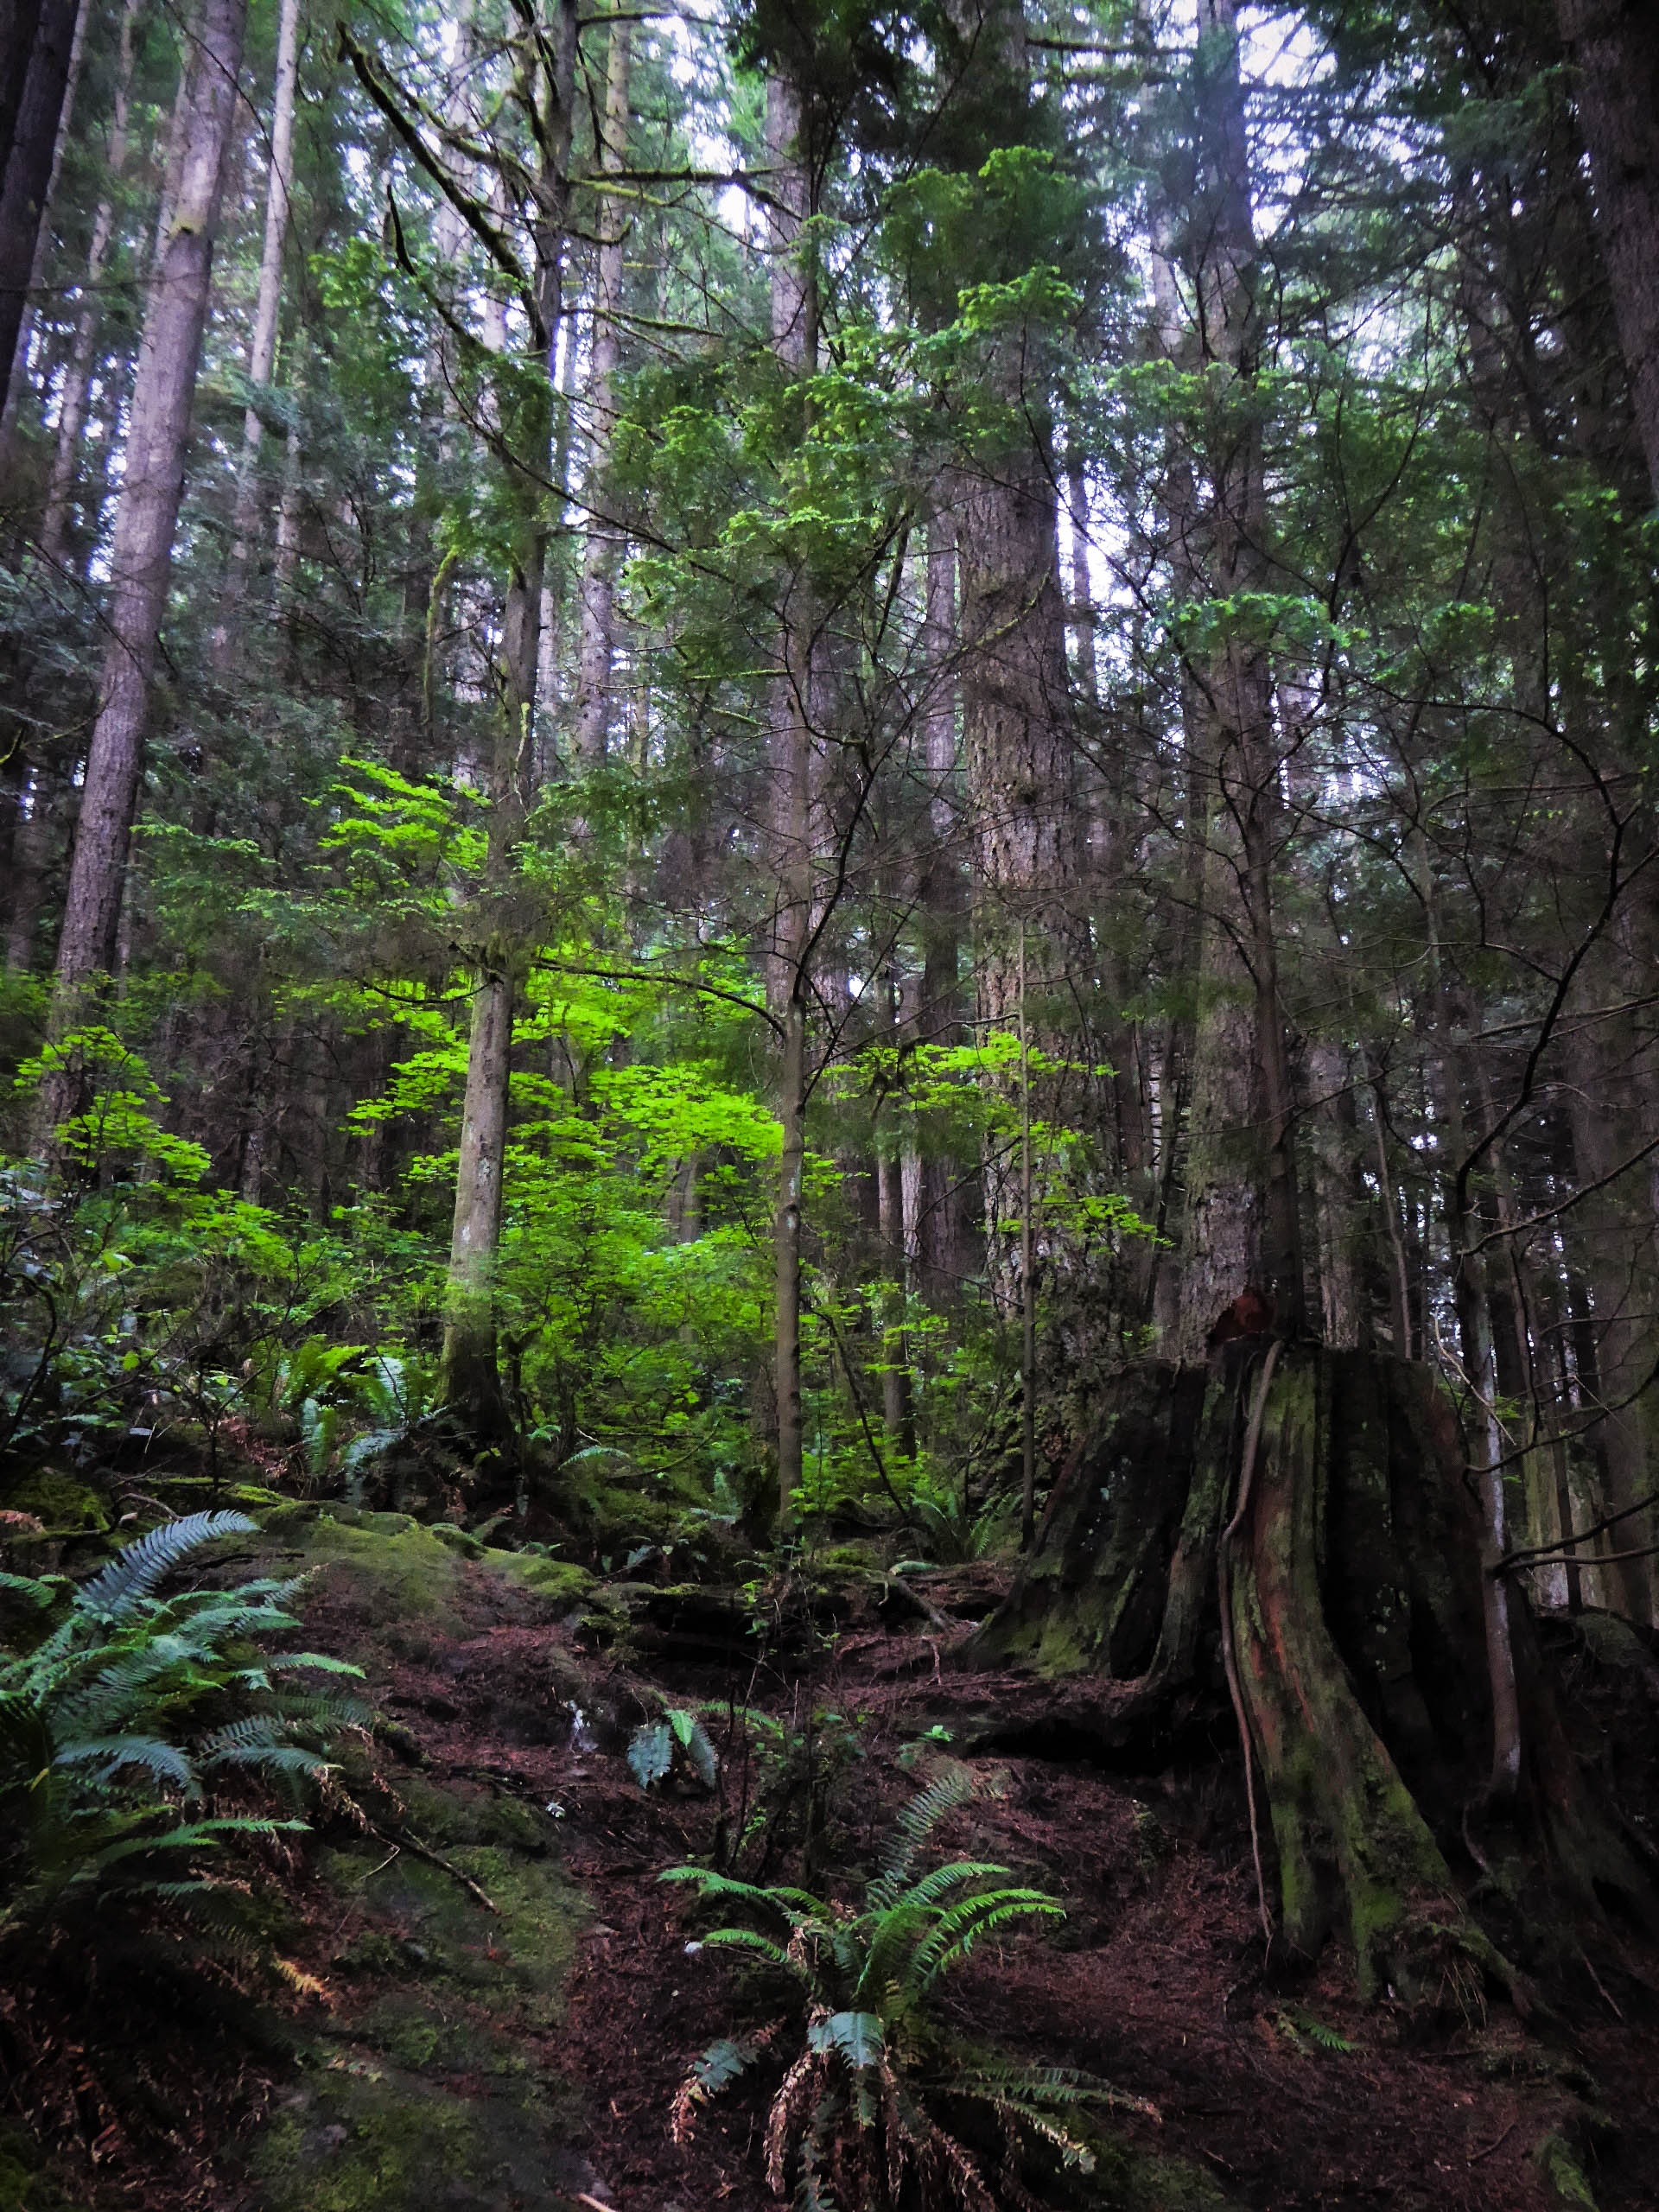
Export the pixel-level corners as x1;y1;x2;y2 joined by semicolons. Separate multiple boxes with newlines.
215;0;301;645
763;66;816;1522
1554;0;1659;500
970;1348;1654;1999
38;0;137;570
47;0;247;1014
437;0;577;1444
0;0;74;416
1171;0;1303;1356
571;10;632;769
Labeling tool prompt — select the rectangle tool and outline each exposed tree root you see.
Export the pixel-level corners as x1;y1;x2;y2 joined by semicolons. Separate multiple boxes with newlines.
968;1345;1656;2007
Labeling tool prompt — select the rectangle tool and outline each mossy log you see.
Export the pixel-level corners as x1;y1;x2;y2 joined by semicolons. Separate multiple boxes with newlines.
969;1346;1654;1999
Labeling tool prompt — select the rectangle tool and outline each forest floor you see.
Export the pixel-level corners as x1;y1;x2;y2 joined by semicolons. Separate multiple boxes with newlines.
6;1490;1659;2212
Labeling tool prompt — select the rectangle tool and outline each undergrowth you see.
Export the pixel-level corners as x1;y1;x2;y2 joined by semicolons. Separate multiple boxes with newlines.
666;1764;1155;2210
0;1505;364;2157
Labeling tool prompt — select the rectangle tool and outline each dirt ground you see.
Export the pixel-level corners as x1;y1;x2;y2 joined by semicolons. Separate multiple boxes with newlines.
7;1520;1658;2211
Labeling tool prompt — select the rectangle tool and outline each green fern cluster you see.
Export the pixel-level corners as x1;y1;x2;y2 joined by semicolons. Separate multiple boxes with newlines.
666;1766;1155;2210
0;1510;365;1942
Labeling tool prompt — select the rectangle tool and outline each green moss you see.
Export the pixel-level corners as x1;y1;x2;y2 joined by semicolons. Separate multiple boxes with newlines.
247;2057;582;2212
486;1553;593;1607
1082;2137;1239;2208
259;1509;469;1636
430;1522;485;1558
0;2130;88;2212
1534;2132;1599;2209
321;1812;583;2033
3;1471;110;1533
142;1472;289;1510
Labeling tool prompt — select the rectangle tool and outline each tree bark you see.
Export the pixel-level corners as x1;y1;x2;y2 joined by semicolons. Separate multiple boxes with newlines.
970;1347;1654;1998
0;0;83;448
571;9;632;770
1554;0;1659;500
437;0;577;1446
37;0;139;571
0;0;75;418
763;65;816;1525
44;0;247;1046
1170;0;1305;1355
212;0;302;660
912;505;969;1299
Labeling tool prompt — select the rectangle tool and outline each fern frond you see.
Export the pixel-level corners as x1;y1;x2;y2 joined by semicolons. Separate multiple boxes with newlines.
202;1744;333;1780
53;1734;197;1793
0;1571;59;1608
868;1764;976;1910
897;1860;1014;1907
696;1926;795;1967
660;1866;831;1923
74;1512;257;1623
911;1891;1065;1990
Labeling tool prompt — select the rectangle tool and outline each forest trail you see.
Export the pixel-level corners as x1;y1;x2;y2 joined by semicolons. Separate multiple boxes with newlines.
21;1496;1644;2212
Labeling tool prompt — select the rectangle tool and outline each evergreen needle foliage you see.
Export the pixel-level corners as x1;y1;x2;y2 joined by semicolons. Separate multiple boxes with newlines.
0;1510;365;1944
664;1765;1155;2209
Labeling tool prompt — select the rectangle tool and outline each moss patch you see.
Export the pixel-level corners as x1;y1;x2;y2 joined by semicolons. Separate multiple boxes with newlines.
1534;2132;1599;2209
258;1509;471;1639
1;1471;111;1534
247;2057;589;2212
0;2130;90;2212
1081;2139;1240;2209
485;1553;593;1608
247;1749;591;2212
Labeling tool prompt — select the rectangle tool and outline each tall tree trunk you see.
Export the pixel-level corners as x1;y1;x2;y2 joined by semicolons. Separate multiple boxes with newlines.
947;0;1079;1347
0;0;76;418
1566;1011;1659;1627
1171;0;1304;1355
766;65;815;1525
0;0;83;449
211;0;301;664
911;505;969;1299
42;0;247;1071
38;0;138;571
436;0;576;1446
1554;0;1659;499
571;8;632;770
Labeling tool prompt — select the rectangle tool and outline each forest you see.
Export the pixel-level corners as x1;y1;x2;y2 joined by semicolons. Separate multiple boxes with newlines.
2;0;1659;2204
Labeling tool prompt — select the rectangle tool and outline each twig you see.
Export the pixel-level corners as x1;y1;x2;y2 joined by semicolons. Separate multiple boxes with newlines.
883;1574;960;1637
1218;1340;1282;1947
1578;1943;1624;2022
1466;2115;1518;2164
371;1825;499;1915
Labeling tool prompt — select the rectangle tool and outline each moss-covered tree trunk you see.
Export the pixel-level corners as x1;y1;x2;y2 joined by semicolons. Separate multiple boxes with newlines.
970;1346;1653;1999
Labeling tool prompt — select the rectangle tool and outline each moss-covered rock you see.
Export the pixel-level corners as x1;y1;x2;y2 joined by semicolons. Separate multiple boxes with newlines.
246;1751;594;2212
1534;2130;1599;2209
246;2057;594;2212
1;1470;111;1534
486;1552;593;1608
319;1769;583;2034
260;1509;471;1640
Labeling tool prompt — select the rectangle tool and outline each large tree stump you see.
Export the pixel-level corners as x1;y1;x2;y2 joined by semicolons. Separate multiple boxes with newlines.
969;1346;1654;1999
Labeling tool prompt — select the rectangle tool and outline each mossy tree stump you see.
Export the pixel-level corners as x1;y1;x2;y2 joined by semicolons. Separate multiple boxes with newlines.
971;1346;1653;1999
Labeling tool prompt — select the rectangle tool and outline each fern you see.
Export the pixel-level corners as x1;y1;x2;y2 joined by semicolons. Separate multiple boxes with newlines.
74;1510;257;1623
0;1511;360;1947
665;1766;1154;2209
